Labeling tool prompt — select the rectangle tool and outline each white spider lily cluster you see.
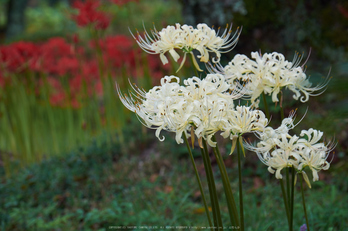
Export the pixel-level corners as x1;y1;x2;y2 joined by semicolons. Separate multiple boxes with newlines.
132;23;241;71
245;114;335;187
117;74;268;147
209;51;330;104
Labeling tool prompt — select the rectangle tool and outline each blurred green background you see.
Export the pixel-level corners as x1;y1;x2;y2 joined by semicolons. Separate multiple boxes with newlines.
0;0;347;230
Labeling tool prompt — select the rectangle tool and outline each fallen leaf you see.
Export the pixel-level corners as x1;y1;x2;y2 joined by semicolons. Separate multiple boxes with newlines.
193;207;212;214
149;174;158;183
194;190;201;199
164;185;173;193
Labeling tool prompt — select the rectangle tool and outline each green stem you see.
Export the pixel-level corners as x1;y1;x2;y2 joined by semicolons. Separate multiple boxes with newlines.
290;168;295;231
183;133;213;228
91;29;104;79
125;3;135;31
212;136;240;226
189;53;200;77
278;91;284;120
286;168;291;211
237;140;245;231
300;176;310;231
262;92;270;120
201;139;223;229
280;179;290;229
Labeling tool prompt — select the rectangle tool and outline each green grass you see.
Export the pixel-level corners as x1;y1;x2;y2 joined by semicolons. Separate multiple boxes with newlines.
1;124;347;231
0;72;130;176
4;0;183;43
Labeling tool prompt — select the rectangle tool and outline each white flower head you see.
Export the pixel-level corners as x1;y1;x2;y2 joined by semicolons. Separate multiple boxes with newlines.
258;149;293;179
131;23;241;72
211;51;330;104
297;128;336;183
221;106;268;138
117;74;245;146
245;114;335;186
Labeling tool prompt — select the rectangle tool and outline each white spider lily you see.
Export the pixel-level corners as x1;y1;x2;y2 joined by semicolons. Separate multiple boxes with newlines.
118;72;269;153
297;148;330;183
245;113;334;185
257;149;295;179
226;106;268;135
288;69;331;103
297;128;325;149
244;112;298;154
210;51;330;104
117;74;247;146
131;23;241;72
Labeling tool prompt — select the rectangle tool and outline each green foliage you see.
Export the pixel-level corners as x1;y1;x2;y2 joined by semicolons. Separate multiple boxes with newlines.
1;131;348;230
104;0;183;35
0;72;129;176
2;2;76;42
25;3;74;35
229;0;348;66
0;2;5;27
237;0;278;30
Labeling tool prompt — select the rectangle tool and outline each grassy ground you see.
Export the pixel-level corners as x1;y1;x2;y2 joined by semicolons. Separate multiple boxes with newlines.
1;116;347;231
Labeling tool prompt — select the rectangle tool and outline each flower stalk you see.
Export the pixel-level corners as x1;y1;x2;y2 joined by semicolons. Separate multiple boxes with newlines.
300;176;310;231
212;136;240;226
286;164;291;202
280;179;290;226
201;139;223;228
183;133;213;228
290;168;295;231
237;138;245;231
262;92;270;120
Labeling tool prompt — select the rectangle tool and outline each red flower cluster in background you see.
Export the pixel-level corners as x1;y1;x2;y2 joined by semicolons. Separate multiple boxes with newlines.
0;41;38;72
71;0;140;30
98;35;136;69
0;34;169;108
0;0;170;109
37;37;82;75
72;0;110;30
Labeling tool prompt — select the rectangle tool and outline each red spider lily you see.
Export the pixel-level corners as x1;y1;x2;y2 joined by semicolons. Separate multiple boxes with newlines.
50;91;66;107
94;80;103;97
35;37;82;76
70;98;81;108
338;4;348;18
40;37;74;57
56;57;80;76
72;60;101;97
0;31;166;106
47;77;66;106
0;41;38;73
147;54;173;82
69;74;83;93
48;76;82;108
72;34;80;44
99;35;136;68
81;60;99;82
72;0;110;30
46;76;61;89
93;35;172;81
